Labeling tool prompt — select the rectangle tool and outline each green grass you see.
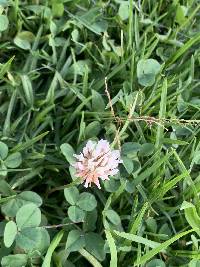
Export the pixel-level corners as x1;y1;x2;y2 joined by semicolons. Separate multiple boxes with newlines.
0;0;200;266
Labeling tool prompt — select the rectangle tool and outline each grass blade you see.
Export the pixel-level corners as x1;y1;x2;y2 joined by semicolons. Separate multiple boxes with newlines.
42;230;64;267
166;33;200;67
105;230;117;267
78;248;103;267
136;229;195;265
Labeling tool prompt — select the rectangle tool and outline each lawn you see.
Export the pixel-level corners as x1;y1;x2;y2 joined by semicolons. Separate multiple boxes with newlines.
0;0;200;266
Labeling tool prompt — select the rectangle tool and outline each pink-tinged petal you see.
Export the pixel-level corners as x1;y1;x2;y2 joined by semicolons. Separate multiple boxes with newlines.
71;139;122;189
111;150;120;159
84;173;93;186
107;159;118;168
109;169;119;176
84;180;89;188
96;156;108;167
83;147;89;157
73;153;84;161
99;174;109;181
94;139;109;156
94;178;101;189
83;140;96;156
77;162;84;170
72;162;77;168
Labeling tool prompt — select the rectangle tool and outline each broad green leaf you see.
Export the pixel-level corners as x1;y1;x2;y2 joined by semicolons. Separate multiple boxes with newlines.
14;31;35;50
36;228;50;255
189;259;200;267
15;227;43;252
180;201;194;210
175;5;187;25
0;0;8;7
139;143;155;157
158;223;171;241
104;179;120;193
50;21;57;37
4;221;17;248
66;230;85;252
118;3;129;20
68;206;85;223
0;180;14;196
193;149;200;165
18;191;43;206
146;217;157;233
125;180;135;194
77;192;97;211
52;2;64;17
85;232;106;261
0;163;7;177
90;20;108;34
85;121;101;138
4;152;22;168
71;29;79;42
181;201;200;236
68;60;91;76
105;210;121;225
83;209;97;232
69;165;79;180
121;142;141;155
16;203;41;229
0;142;8;160
64;186;79;205
146;259;165;267
60;143;75;164
0;15;9;32
92;90;105;112
122;156;134;174
137;59;161;86
1;254;28;267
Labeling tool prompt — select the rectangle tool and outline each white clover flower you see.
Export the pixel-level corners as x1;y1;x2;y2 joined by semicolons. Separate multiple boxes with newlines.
73;139;122;189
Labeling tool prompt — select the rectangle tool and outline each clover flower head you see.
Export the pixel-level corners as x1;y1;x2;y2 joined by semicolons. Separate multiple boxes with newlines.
73;139;122;189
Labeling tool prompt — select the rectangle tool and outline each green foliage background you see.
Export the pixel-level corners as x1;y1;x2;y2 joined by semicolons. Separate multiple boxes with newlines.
0;0;200;266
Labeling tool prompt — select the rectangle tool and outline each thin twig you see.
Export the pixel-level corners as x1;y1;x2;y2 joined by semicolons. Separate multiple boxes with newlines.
43;222;81;229
105;77;121;149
